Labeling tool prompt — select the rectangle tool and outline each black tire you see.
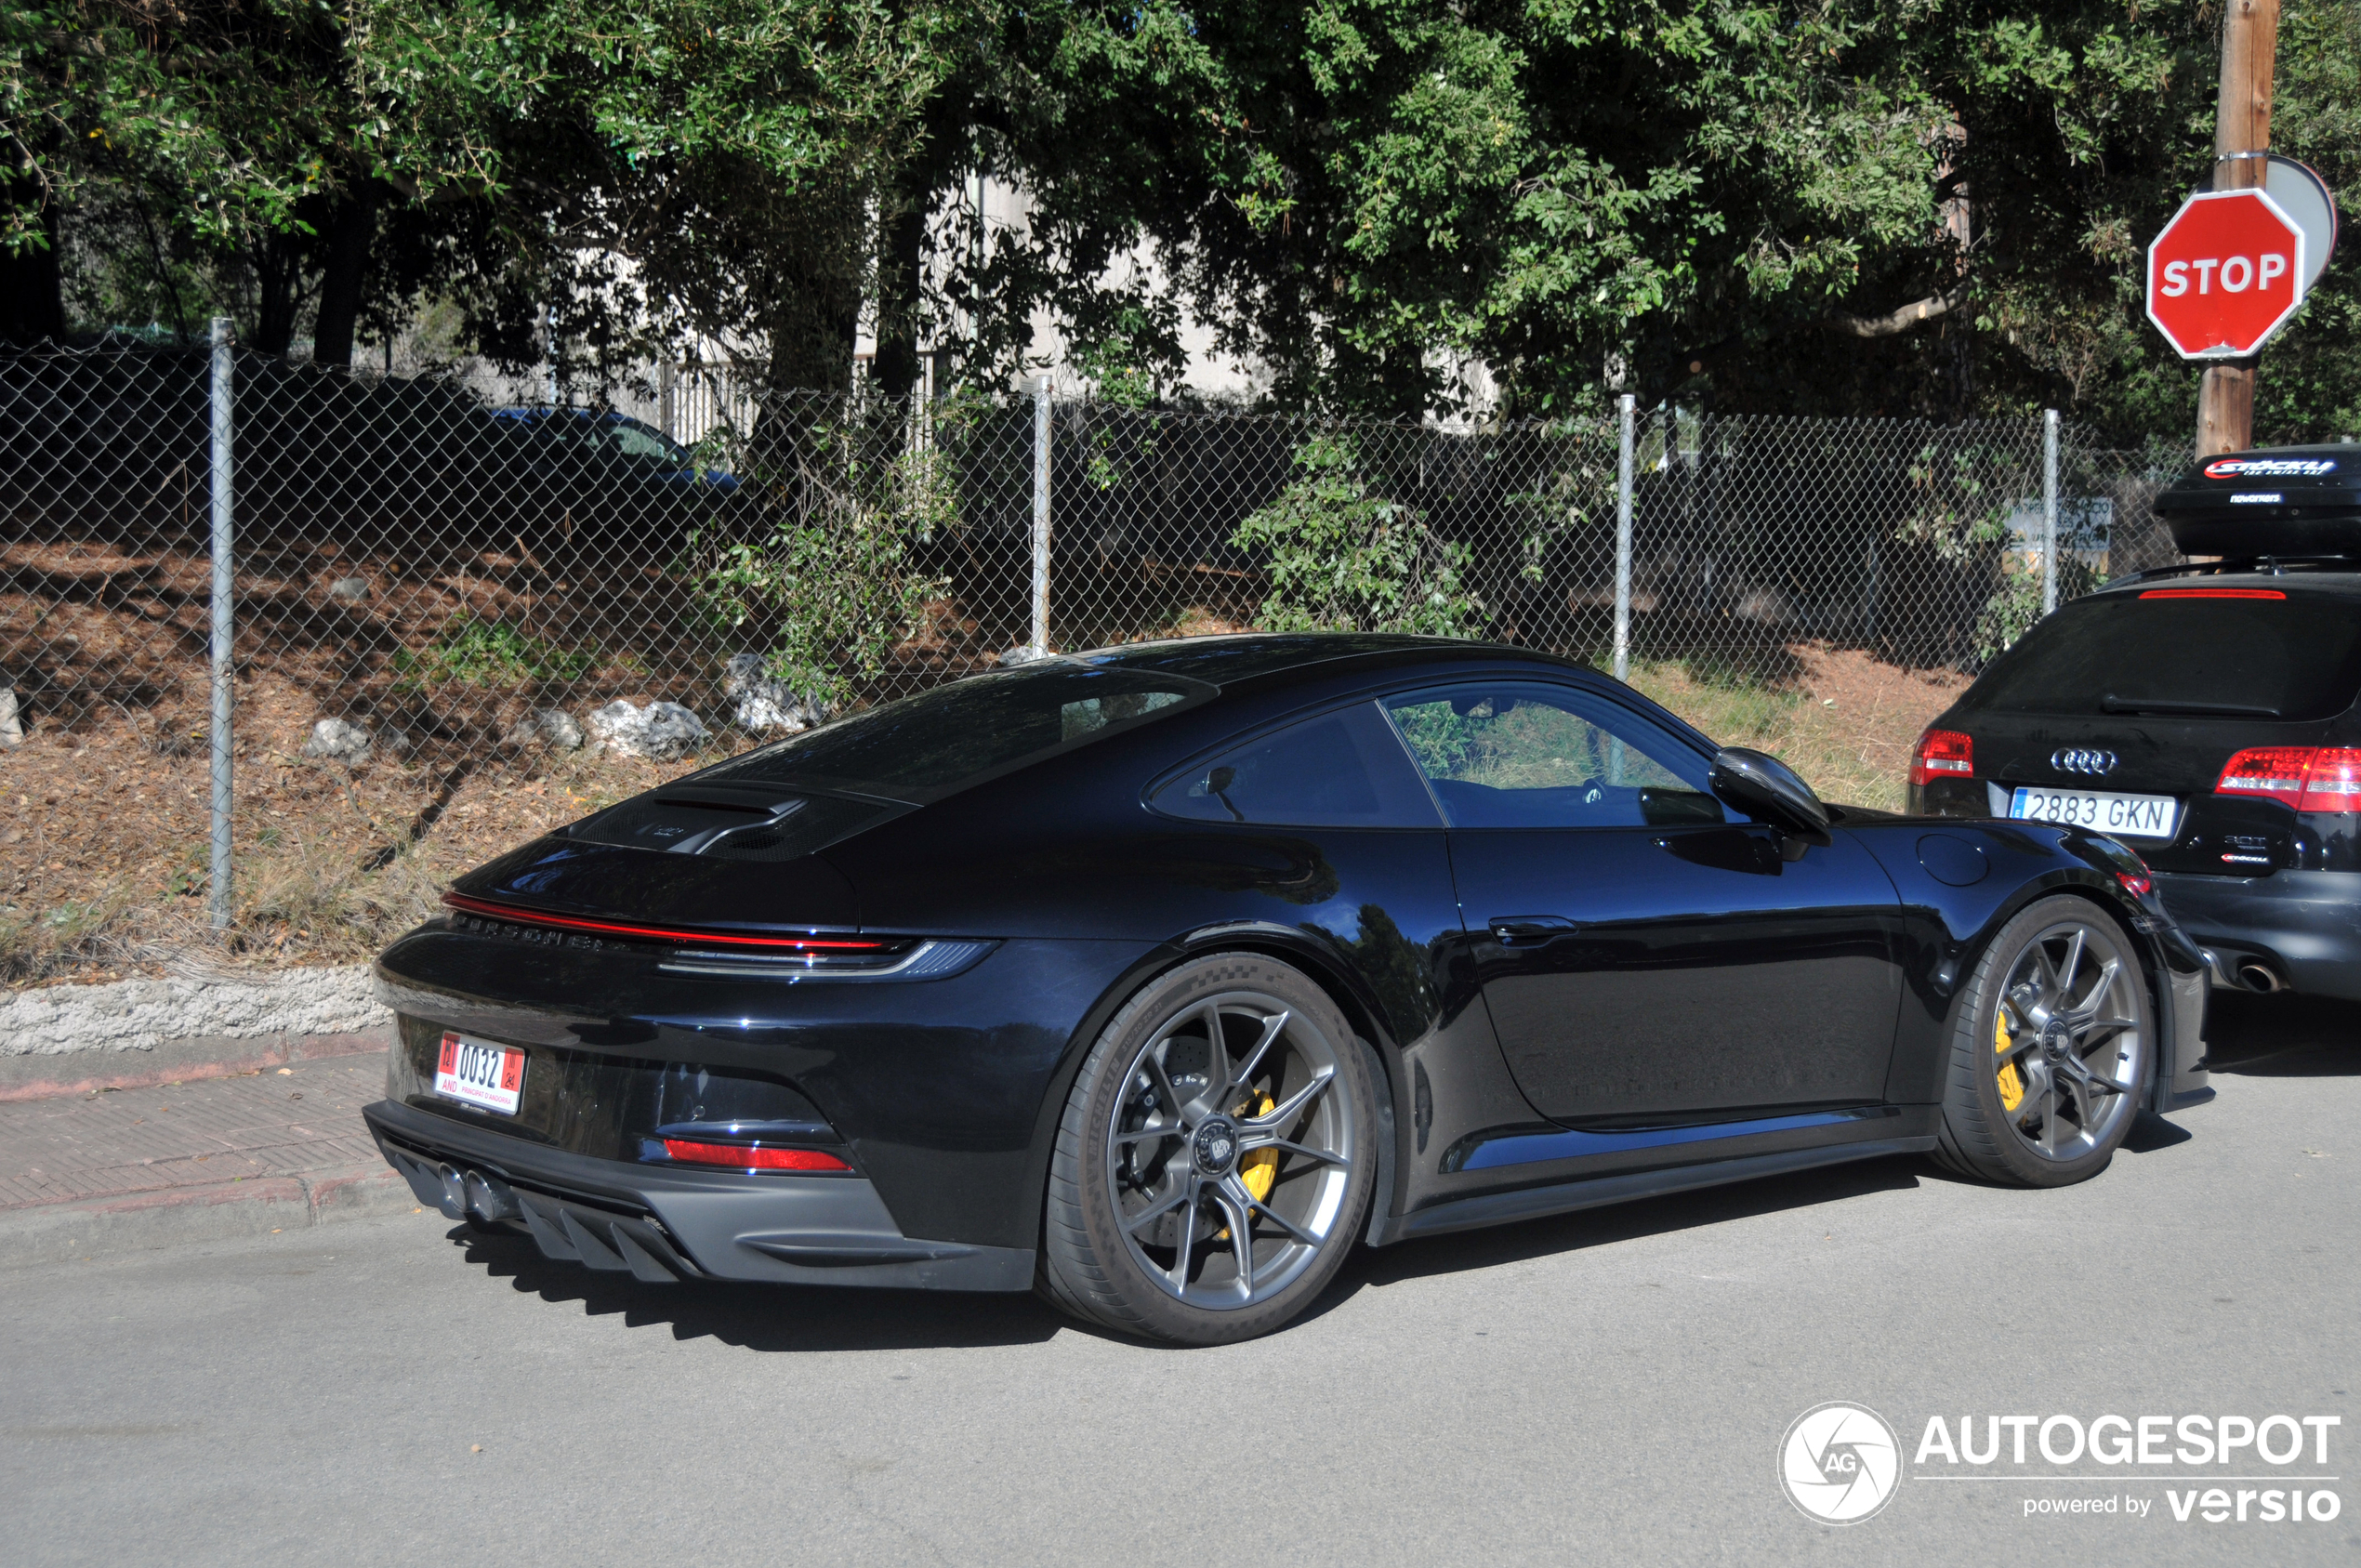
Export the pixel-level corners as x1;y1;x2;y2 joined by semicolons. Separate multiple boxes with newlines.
1036;953;1378;1345
1932;895;2153;1187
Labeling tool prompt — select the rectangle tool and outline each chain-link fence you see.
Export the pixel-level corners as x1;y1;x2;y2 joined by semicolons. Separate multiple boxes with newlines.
2;333;2190;958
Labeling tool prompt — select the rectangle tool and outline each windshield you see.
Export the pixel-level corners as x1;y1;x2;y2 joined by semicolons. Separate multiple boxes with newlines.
697;664;1209;801
1960;588;2361;722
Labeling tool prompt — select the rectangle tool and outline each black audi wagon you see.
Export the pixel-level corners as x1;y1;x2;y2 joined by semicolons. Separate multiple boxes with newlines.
1911;445;2361;1003
367;635;2210;1342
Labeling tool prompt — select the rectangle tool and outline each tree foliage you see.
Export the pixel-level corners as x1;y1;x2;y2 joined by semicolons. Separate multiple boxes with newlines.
4;0;2354;444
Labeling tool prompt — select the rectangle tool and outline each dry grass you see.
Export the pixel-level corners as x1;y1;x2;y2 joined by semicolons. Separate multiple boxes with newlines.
1625;643;1968;812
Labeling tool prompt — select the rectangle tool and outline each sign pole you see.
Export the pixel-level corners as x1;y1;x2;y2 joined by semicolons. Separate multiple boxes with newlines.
2196;0;2279;458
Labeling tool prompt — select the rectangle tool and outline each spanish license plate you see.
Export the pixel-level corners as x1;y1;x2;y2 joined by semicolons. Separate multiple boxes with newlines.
2009;786;2180;841
434;1031;526;1115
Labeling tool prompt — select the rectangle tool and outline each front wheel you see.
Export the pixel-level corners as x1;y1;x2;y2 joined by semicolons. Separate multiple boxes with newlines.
1932;895;2152;1187
1037;954;1378;1345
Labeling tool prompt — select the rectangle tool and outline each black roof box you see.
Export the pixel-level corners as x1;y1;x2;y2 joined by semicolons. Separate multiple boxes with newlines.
2154;444;2361;557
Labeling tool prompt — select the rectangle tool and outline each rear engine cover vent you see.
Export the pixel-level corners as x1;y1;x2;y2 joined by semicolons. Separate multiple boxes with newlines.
568;790;890;862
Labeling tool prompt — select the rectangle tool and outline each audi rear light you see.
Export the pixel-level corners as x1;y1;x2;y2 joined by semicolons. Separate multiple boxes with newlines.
2215;746;2361;811
2216;746;2311;805
659;1139;851;1173
2299;748;2361;811
1909;729;1974;787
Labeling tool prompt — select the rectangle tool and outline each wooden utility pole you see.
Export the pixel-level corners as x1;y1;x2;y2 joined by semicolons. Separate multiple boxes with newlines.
2197;0;2280;457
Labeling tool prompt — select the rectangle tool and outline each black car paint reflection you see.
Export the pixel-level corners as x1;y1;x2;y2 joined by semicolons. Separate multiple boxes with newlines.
366;636;2202;1282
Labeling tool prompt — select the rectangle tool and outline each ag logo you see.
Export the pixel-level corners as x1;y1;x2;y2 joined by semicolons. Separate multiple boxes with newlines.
1779;1402;1902;1524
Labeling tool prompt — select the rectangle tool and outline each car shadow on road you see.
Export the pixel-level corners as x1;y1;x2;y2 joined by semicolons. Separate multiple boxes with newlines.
2203;993;2361;1077
446;1225;1066;1351
1319;1153;1929;1311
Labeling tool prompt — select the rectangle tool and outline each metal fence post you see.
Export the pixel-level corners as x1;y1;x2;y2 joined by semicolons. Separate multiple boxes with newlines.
1614;393;1635;682
207;318;235;930
2041;409;2061;616
1031;376;1052;658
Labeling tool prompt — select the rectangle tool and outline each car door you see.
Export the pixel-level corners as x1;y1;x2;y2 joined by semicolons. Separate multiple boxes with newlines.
1380;680;1906;1124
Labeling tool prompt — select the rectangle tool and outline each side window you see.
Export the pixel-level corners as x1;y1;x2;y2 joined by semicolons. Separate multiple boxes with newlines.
1153;703;1442;828
1380;683;1728;829
608;422;685;464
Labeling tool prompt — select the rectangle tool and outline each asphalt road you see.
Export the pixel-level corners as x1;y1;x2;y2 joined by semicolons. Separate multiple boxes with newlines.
5;994;2356;1567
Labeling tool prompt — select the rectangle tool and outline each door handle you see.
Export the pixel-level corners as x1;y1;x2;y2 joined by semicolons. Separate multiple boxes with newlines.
1487;916;1581;944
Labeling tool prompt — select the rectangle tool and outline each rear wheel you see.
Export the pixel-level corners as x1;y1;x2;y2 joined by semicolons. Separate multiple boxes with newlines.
1932;896;2151;1187
1037;954;1377;1345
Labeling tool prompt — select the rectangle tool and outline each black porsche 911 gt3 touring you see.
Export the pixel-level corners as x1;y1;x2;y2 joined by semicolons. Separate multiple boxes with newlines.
364;635;2210;1342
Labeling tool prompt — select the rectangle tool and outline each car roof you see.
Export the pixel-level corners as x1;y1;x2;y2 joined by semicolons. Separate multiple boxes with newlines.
1075;632;1582;689
2096;562;2361;598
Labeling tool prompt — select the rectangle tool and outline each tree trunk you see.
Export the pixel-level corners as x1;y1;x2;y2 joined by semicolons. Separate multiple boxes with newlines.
0;184;66;346
872;191;926;401
251;228;306;358
310;188;380;371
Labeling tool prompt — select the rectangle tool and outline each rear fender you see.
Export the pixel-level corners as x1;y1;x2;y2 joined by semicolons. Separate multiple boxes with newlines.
1851;823;2200;1107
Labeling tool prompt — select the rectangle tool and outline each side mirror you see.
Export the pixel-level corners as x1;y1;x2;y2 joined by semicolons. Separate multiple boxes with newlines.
1709;747;1833;861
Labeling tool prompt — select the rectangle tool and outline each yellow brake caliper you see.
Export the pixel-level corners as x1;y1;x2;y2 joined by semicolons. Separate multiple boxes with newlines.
1995;1007;2025;1113
1240;1091;1278;1201
1215;1091;1279;1242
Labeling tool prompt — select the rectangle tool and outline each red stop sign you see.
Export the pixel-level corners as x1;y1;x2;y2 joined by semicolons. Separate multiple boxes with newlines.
2146;189;2309;359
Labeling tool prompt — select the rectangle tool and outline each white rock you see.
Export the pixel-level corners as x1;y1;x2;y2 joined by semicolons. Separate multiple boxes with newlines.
301;717;373;762
637;702;709;760
587;699;708;760
504;708;584;750
0;688;20;748
327;576;371;602
722;653;830;734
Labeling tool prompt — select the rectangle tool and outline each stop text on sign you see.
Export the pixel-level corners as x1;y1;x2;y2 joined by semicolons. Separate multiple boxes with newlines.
2157;253;2288;297
2145;188;2310;360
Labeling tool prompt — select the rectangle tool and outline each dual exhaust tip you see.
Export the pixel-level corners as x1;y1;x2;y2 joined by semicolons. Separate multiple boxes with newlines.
436;1162;521;1224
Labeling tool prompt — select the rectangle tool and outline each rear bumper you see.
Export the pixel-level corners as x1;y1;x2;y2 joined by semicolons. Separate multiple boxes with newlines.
2156;868;2361;1001
364;1099;1035;1292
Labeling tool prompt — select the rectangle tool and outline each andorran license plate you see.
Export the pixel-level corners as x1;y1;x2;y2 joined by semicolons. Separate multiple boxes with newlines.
433;1031;526;1115
2010;785;2180;841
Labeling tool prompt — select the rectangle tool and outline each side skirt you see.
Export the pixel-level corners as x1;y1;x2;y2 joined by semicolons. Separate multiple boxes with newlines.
1388;1134;1938;1243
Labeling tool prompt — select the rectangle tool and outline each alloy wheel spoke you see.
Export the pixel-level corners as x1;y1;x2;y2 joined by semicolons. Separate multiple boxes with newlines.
1248;1069;1334;1133
1124;1184;1191;1236
2057;929;2088;1002
2031;944;2064;1006
1208;1183;1255;1297
1225;1010;1289;1103
1141;1049;1189;1123
1167;1179;1200;1289
2072;1016;2138;1051
1265;1137;1350;1169
1232;1180;1321;1247
1115;1123;1184;1146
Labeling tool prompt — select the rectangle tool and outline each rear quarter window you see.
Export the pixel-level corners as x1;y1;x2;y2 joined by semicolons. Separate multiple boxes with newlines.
1152;703;1441;827
1961;590;2361;722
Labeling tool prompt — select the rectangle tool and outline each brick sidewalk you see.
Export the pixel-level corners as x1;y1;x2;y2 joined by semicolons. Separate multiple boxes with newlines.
0;1052;389;1210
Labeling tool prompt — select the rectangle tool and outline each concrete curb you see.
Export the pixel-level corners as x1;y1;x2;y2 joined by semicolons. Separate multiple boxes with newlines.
0;1161;425;1267
0;1025;394;1101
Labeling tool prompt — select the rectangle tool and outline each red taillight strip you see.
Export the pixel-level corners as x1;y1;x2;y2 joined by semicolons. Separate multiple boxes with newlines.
2138;587;2287;600
441;893;886;952
661;1139;851;1172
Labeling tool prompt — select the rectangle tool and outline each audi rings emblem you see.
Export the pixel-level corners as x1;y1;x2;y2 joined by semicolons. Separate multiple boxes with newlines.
2051;748;2117;776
